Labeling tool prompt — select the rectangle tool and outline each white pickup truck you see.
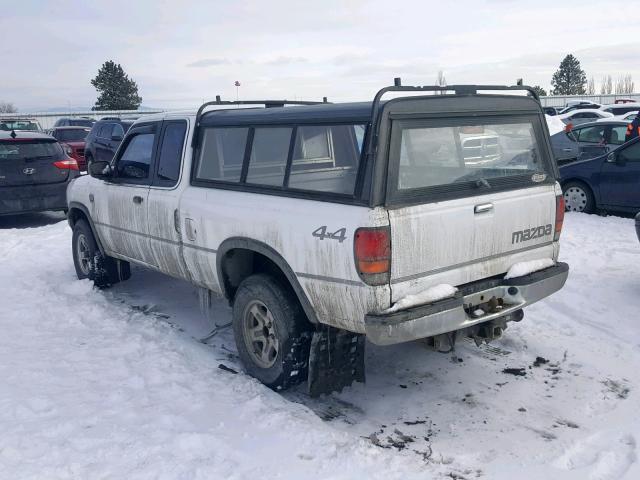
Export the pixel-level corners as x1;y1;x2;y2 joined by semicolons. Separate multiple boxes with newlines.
67;81;569;395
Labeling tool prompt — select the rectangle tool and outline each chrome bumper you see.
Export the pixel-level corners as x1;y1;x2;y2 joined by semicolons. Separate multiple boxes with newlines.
365;262;569;346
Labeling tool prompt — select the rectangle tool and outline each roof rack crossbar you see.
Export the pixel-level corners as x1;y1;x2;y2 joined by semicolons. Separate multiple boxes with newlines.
191;97;330;147
363;79;540;167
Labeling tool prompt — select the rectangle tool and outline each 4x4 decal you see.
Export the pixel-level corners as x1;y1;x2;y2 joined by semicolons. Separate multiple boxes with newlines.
312;226;347;243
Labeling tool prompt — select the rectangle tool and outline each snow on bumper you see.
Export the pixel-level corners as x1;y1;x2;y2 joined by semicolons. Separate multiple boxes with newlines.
365;262;569;345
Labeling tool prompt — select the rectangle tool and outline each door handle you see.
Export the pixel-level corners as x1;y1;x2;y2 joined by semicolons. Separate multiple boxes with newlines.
133;195;144;204
185;218;196;241
562;148;573;152
474;203;494;214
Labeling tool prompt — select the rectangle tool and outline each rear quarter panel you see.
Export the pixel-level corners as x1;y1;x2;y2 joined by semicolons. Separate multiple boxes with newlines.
179;188;390;333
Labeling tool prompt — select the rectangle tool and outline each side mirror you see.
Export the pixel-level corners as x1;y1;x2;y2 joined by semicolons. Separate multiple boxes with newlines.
111;134;123;141
89;160;112;178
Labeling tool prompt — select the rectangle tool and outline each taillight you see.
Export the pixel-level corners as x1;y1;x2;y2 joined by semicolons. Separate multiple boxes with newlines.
354;226;391;286
555;195;565;241
53;158;79;171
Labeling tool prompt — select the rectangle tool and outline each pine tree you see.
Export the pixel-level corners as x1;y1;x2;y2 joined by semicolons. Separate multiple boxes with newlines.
551;54;587;95
91;60;142;111
531;86;547;97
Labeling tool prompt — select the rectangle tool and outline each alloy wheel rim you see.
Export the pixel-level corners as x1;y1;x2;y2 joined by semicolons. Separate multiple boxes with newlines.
564;187;587;212
76;234;91;275
242;300;279;369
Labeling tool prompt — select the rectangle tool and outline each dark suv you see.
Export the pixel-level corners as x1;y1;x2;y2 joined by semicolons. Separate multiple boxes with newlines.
0;130;80;215
84;118;136;166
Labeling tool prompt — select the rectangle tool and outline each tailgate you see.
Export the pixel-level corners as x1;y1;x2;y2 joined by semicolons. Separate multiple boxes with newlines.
389;185;557;302
375;95;559;304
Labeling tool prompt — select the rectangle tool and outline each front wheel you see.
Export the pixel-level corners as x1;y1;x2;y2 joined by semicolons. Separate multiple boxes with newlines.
563;181;595;213
72;219;131;288
232;274;312;391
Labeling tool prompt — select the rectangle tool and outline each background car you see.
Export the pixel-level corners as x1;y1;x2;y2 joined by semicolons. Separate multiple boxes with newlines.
0;118;43;132
52;117;96;128
550;120;630;165
84;118;136;165
617;111;638;122
558;101;601;114
49;126;91;171
542;106;560;116
560;136;640;213
599;103;639;116
0;130;79;215
558;109;613;126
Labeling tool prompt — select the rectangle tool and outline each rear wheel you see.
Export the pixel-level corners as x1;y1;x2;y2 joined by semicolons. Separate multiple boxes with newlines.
72;219;130;288
232;274;312;390
563;181;595;213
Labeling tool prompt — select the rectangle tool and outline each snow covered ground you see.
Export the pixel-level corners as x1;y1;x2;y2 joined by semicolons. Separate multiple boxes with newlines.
0;211;639;479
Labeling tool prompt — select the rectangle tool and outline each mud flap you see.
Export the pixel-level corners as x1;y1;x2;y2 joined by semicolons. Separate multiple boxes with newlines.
307;326;365;397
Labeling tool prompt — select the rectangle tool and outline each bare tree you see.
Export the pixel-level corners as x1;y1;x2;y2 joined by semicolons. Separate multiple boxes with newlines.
436;70;446;95
600;75;613;95
0;101;17;113
623;75;634;94
587;76;595;95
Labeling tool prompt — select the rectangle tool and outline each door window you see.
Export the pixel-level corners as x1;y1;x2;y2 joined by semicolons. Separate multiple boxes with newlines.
619;141;640;162
609;126;628;145
112;123;125;139
116;133;155;181
98;124;113;139
575;125;605;143
155;122;186;186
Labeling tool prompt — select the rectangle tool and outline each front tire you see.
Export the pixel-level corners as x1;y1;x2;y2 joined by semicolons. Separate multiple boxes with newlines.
563;181;595;213
72;219;131;288
232;274;312;391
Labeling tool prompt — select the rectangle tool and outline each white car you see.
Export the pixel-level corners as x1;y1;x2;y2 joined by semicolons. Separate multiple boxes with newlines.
598;103;639;117
66;83;569;395
558;109;613;126
617;111;638;122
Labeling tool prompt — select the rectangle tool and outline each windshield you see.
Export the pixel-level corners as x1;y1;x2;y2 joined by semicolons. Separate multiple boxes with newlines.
0;121;40;131
55;129;90;142
0;140;63;160
391;117;551;194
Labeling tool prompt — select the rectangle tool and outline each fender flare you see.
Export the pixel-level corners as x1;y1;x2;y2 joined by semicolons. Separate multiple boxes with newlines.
67;201;106;254
216;237;318;324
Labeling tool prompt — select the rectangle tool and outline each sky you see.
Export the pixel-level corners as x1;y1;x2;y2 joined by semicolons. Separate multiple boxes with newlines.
1;0;639;111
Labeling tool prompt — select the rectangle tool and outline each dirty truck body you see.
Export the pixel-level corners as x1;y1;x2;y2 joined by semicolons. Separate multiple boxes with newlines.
67;84;569;394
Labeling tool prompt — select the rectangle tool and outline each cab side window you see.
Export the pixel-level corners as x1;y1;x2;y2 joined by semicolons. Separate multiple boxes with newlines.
116;132;156;181
155;122;187;186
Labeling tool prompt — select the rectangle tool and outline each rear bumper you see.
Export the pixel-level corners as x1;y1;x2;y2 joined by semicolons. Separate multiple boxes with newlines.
0;181;71;216
635;213;640;243
365;262;569;345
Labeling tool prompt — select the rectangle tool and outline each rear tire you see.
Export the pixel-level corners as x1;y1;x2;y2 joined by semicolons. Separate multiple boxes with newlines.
72;219;131;288
563;181;595;213
232;274;312;391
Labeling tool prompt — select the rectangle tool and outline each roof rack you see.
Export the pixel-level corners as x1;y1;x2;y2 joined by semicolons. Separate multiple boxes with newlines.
191;96;330;147
363;77;540;169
